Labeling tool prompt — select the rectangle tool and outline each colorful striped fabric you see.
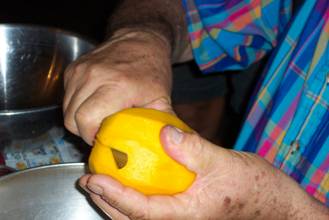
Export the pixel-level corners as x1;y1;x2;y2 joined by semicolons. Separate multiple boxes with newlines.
183;0;329;206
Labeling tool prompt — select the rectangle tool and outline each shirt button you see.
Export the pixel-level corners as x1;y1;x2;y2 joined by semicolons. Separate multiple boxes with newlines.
290;140;300;155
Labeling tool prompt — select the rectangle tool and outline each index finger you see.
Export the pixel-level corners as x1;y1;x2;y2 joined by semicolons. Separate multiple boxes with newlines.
82;175;184;220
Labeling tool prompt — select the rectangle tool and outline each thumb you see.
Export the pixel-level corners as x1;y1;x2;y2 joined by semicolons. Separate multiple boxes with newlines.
160;125;220;173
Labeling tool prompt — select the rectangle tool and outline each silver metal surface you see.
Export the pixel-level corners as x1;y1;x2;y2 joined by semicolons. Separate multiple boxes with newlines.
0;163;107;220
0;24;94;142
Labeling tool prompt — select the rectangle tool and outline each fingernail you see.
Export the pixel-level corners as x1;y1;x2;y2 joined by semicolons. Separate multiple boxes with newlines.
167;126;183;145
87;184;103;195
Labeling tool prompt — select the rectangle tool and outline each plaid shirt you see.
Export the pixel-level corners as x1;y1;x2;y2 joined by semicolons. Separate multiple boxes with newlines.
183;0;329;206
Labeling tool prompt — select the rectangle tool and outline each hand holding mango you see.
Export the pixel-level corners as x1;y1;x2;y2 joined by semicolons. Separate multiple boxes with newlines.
88;108;196;195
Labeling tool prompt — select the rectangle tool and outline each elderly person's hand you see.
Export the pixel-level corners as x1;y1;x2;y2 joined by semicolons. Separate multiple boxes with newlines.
63;31;173;145
79;126;328;220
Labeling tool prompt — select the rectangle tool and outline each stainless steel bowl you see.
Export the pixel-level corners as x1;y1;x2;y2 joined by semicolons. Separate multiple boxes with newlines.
0;163;107;220
0;24;94;143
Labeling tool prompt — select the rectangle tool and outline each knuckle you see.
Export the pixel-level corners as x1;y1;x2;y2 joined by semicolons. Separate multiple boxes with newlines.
187;133;211;168
64;62;88;84
66;63;101;84
103;195;120;208
75;107;93;126
73;62;88;74
63;67;72;80
64;65;74;83
84;63;99;76
103;195;149;220
83;62;109;79
64;61;76;73
64;117;77;134
189;133;204;153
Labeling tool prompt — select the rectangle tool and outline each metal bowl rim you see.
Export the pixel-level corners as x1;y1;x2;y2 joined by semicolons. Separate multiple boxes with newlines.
0;162;86;181
0;105;60;116
0;23;96;46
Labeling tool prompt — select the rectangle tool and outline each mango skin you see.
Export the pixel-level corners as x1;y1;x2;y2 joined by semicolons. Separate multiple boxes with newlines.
88;108;196;195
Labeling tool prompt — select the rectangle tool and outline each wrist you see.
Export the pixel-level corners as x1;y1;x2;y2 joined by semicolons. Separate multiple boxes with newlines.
109;28;172;58
108;28;192;64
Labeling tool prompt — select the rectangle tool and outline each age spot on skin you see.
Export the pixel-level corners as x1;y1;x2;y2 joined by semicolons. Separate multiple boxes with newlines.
223;196;231;207
255;175;259;181
238;203;245;210
255;210;261;216
261;171;266;177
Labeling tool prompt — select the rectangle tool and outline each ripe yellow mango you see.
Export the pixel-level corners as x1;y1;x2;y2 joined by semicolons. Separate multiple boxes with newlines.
88;108;196;195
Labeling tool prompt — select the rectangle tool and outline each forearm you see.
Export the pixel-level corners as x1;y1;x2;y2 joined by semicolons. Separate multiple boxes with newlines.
281;177;329;219
292;196;329;219
107;0;192;63
262;165;329;219
230;153;329;220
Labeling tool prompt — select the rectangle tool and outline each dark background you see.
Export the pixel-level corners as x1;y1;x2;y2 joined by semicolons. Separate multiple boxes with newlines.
0;0;304;48
0;1;118;42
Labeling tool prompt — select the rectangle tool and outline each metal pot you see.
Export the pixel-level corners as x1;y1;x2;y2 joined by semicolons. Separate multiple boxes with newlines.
0;24;94;143
0;163;107;220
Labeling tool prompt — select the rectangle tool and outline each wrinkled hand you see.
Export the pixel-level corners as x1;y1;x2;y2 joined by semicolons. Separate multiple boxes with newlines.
80;126;326;220
63;31;173;145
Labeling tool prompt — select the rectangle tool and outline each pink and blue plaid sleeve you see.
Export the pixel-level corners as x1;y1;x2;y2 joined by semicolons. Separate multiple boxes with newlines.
182;0;292;73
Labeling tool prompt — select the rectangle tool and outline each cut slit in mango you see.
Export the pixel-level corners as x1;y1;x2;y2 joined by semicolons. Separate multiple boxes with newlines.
111;148;128;169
